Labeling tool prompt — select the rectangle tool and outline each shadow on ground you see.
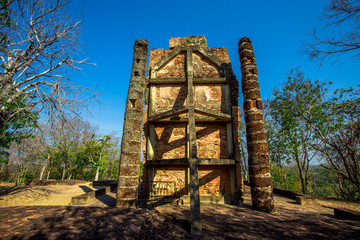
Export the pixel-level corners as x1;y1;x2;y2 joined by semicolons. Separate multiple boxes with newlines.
1;191;360;240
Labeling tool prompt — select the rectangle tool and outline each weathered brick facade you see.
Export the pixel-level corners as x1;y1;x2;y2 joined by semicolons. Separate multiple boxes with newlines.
140;36;243;209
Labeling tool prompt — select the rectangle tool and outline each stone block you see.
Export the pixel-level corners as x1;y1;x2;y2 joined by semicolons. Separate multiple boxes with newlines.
116;198;137;208
296;196;318;205
246;122;265;132
334;208;360;220
239;50;255;60
248;153;270;165
169;35;207;49
245;113;263;122
119;165;140;177
247;142;269;153
117;186;138;198
246;132;267;143
243;89;261;100
249;165;271;175
249;176;272;188
118;176;139;187
120;153;141;165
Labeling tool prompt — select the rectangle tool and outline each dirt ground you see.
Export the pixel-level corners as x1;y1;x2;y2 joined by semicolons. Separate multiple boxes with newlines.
0;182;97;207
0;183;360;239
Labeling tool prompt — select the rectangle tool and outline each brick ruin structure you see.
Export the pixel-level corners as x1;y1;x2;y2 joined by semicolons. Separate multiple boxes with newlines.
117;39;149;208
117;36;275;235
238;38;275;213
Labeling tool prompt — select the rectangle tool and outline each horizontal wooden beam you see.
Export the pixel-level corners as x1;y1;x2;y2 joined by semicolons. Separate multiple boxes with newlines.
194;78;229;84
146;158;235;165
150;78;186;84
149;78;229;85
153;117;231;123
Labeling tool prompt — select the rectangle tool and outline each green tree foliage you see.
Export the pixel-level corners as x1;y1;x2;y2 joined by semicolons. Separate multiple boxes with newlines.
266;68;360;200
302;85;360;200
0;94;37;163
0;0;12;49
268;69;326;194
1;118;120;183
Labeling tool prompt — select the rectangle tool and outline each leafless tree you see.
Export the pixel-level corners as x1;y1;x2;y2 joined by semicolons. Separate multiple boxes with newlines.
0;0;97;130
306;0;360;63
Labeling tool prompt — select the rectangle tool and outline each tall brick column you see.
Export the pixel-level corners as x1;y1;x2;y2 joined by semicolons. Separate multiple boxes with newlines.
116;39;149;208
238;37;275;213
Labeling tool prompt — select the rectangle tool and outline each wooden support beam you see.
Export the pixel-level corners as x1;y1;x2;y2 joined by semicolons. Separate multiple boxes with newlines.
187;49;202;236
149;84;156;116
195;46;224;69
150;77;229;84
145;158;235;165
146;123;155;160
193;78;229;84
148;106;188;121
150;78;186;84
153;117;231;123
227;122;234;158
152;46;186;71
194;106;232;121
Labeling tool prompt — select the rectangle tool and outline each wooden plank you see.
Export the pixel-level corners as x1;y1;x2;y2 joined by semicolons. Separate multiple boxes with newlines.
149;85;156;116
149;77;229;84
194;106;232;120
193;78;229;84
153;118;232;123
148;106;188;121
195;46;224;69
227;122;234;158
145;158;236;165
150;78;186;84
187;49;202;236
146;123;155;160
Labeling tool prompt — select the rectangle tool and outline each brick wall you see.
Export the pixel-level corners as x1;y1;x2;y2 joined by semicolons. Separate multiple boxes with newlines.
142;36;241;199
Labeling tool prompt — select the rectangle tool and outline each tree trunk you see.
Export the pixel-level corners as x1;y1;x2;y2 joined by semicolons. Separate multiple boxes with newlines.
294;150;307;194
39;155;50;180
94;165;100;181
61;166;66;180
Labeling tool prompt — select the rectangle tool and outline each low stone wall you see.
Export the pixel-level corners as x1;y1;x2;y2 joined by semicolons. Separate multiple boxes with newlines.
26;180;87;186
93;180;118;192
334;208;360;220
70;186;111;205
273;187;302;200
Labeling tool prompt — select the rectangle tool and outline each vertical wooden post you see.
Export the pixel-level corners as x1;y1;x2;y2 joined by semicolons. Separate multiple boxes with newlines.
116;39;148;208
238;37;275;213
186;48;202;236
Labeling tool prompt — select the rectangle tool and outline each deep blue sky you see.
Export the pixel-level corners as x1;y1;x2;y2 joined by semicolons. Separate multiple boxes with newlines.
68;0;359;136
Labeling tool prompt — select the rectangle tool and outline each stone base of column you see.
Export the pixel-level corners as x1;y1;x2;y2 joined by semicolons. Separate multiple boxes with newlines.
116;198;137;208
251;188;276;213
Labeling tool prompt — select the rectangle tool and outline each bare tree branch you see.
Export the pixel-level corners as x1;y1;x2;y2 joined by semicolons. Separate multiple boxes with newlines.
0;0;99;132
305;0;360;63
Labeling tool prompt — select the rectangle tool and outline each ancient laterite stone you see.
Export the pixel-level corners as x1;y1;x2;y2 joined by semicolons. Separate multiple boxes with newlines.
238;37;275;213
116;39;149;208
